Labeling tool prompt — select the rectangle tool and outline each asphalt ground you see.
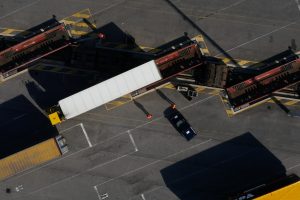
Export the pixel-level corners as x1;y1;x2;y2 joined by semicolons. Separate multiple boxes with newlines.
0;0;300;200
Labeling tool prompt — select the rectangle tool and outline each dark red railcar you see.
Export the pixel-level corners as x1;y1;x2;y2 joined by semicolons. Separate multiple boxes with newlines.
225;58;300;110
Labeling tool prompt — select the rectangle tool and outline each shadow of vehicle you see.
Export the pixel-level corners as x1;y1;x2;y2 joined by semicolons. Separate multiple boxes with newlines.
161;133;287;200
0;95;58;159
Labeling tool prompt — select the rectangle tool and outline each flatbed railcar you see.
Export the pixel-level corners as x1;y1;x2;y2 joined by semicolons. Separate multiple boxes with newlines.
225;58;300;110
0;22;71;77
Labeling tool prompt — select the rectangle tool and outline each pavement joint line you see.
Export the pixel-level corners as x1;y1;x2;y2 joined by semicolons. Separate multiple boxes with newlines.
29;150;137;195
13;114;27;120
214;20;297;56
0;0;41;20
90;0;126;16
141;193;146;200
218;0;247;12
128;130;138;152
94;186;102;200
287;163;300;170
86;112;147;123
6;95;215;183
80;123;93;147
94;139;213;188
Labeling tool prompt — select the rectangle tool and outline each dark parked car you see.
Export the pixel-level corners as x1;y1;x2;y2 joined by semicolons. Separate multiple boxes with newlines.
167;108;197;140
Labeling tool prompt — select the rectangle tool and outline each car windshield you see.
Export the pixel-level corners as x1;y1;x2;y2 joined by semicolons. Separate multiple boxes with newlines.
176;119;185;127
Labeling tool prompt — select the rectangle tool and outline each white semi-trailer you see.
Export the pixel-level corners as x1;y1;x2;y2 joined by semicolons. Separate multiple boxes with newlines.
48;60;162;125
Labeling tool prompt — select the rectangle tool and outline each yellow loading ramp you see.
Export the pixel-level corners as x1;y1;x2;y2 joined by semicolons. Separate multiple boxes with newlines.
0;138;61;181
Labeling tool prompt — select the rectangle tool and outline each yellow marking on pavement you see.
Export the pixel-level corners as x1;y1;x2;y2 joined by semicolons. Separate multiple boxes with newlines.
193;35;204;42
163;83;176;89
225;109;234;117
284;100;299;106
140;46;155;50
72;12;90;19
0;28;19;35
60;19;76;25
222;58;231;64
208;90;220;95
70;30;88;36
238;60;251;66
266;99;300;107
218;94;234;118
195;86;205;93
73;22;90;27
105;94;132;110
201;48;210;55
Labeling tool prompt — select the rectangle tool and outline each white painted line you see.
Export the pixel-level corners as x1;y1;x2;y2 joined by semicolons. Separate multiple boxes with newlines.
95;139;212;187
6;94;215;182
128;131;138;152
13;114;26;120
0;0;41;20
30;150;136;195
94;186;101;200
91;0;126;16
295;0;300;11
180;95;216;110
60;123;81;133
141;193;146;200
80;123;92;147
0;113;28;127
218;0;247;12
287;163;300;170
100;193;109;199
215;21;297;57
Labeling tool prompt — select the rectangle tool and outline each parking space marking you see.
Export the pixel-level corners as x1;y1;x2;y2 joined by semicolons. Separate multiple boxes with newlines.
214;21;297;57
6;95;215;191
141;193;146;200
287;163;300;170
94;186;102;200
60;123;82;133
94;139;212;188
0;0;41;20
128;131;138;152
80;123;92;147
59;123;92;147
30;149;137;195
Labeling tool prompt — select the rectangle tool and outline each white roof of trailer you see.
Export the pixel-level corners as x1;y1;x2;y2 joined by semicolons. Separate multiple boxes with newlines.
59;60;162;119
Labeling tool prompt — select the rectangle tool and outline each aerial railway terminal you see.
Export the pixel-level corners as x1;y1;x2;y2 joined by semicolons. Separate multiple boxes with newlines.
0;1;300;200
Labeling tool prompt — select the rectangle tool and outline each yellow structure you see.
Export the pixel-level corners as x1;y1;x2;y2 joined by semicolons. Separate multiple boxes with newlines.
254;181;300;200
0;138;61;181
48;112;62;125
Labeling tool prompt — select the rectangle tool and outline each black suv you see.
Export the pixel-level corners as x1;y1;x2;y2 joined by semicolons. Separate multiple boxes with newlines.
167;108;197;141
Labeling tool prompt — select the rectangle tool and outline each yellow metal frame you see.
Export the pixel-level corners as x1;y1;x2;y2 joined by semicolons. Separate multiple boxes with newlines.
255;181;300;200
48;112;62;125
